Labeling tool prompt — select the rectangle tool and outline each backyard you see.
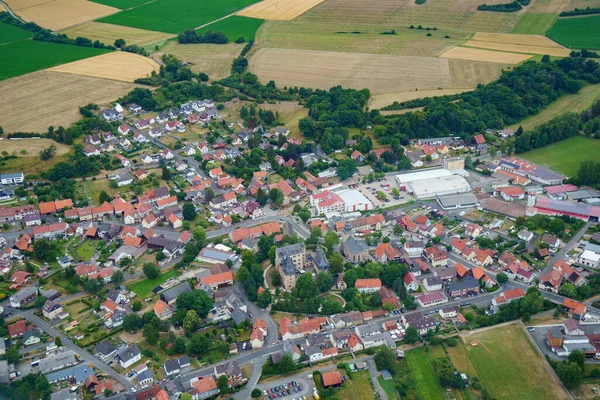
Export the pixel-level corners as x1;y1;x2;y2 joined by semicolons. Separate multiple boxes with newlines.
75;240;100;262
405;347;445;400
128;269;181;298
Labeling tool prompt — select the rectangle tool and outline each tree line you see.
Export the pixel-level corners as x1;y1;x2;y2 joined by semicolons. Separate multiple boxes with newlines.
477;0;529;12
560;7;600;17
178;29;245;44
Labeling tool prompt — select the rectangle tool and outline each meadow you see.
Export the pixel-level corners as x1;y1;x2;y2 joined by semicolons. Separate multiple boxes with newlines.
405;347;445;400
521;136;600;177
0;21;33;44
547;15;600;49
465;324;570;400
196;16;263;42
0;40;111;80
98;0;261;34
128;269;180;298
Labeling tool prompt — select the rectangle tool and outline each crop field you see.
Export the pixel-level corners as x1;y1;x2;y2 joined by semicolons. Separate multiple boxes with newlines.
447;59;507;88
89;0;151;10
238;0;325;20
521;136;600;177
48;51;160;82
465;324;569;400
512;0;600;34
156;42;244;80
249;48;452;94
511;83;600;131
64;22;174;47
196;16;263;42
9;0;119;30
98;0;261;34
547;15;600;49
0;21;33;44
440;47;531;64
405;347;445;400
0;40;111;80
463;32;570;56
369;88;473;109
0;70;137;133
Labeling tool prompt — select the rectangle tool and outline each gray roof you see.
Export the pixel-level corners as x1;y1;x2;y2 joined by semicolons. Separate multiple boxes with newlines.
95;341;117;356
46;364;94;384
39;350;77;373
215;360;242;377
10;285;37;303
136;369;153;383
162;282;192;303
231;308;250;325
306;334;329;347
164;359;181;374
356;324;381;337
118;344;141;363
280;256;297;276
448;276;479;292
585;243;600;254
343;236;368;254
437;193;479;208
276;243;305;258
199;248;233;262
0;360;8;384
51;389;78;400
23;328;40;341
313;248;329;270
304;345;322;356
424;276;443;287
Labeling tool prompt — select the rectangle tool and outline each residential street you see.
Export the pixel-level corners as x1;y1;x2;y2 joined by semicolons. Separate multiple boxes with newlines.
367;358;388;400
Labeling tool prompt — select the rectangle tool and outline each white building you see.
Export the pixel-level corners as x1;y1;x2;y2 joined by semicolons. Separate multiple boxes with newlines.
579;250;600;268
406;175;472;200
336;189;373;212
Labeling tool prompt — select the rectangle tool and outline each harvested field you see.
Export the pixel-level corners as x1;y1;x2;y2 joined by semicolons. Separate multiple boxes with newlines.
464;40;570;56
63;22;174;47
471;32;564;47
0;139;70;156
11;0;119;31
48;51;160;82
238;0;325;20
369;88;473;109
0;70;137;133
156;42;244;80
249;48;452;94
89;0;151;10
448;59;507;88
440;47;531;64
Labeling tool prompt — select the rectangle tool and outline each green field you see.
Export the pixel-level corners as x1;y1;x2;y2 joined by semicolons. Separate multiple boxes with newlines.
98;0;261;34
521;136;600;177
0;40;111;80
90;0;151;10
128;269;180;298
547;15;600;49
512;12;557;34
466;324;569;400
75;240;100;262
405;347;445;400
0;22;33;44
197;16;263;42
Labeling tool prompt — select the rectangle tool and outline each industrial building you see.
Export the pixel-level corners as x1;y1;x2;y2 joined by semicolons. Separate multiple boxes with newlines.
437;193;479;210
406;175;472;200
336;189;373;212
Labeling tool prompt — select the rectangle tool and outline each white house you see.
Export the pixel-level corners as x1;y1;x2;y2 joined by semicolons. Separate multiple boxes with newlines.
403;273;419;292
579;250;600;268
162;149;174;160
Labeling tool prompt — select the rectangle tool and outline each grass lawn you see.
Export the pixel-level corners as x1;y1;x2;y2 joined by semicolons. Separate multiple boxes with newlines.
196;16;263;42
82;179;117;205
350;371;375;399
335;372;358;400
128;269;180;298
75;240;100;261
511;83;600;131
98;0;261;34
0;22;33;44
465;324;569;400
89;0;152;9
377;376;399;400
405;347;445;400
0;41;111;81
521;136;600;177
512;13;557;34
547;15;600;49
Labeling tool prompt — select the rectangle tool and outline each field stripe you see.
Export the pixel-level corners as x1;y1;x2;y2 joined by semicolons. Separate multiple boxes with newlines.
440;46;532;64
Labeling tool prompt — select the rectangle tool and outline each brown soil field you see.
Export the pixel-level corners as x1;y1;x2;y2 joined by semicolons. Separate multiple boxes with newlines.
48;52;160;82
12;0;119;30
464;40;570;56
440;46;531;64
155;42;244;80
249;48;452;94
238;0;325;20
63;22;174;47
448;59;507;88
368;88;473;109
0;138;70;156
0;70;137;133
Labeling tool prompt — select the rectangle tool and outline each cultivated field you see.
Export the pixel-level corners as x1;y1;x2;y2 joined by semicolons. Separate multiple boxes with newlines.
63;22;173;47
368;88;473;109
0;41;111;80
156;42;244;80
9;0;119;30
0;70;137;132
238;0;325;20
98;0;261;33
521;136;600;177
512;0;600;34
48;51;159;82
249;48;452;94
0;139;70;156
511;83;600;131
0;21;33;44
465;324;570;400
547;15;600;49
440;47;531;64
464;32;570;56
447;59;507;88
89;0;151;10
196;16;263;42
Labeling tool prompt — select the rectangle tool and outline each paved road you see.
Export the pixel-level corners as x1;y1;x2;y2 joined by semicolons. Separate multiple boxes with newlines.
233;357;267;400
367;358;388;400
540;220;593;276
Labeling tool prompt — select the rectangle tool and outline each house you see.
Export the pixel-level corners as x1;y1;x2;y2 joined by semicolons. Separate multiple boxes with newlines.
163;356;190;376
8;320;27;337
518;230;533;242
161;282;192;306
355;278;382;293
403;272;419;292
417;292;448;308
117;344;141;368
95;341;117;361
424;247;448;267
191;376;220;399
541;234;561;249
134;168;149;181
214;360;246;386
404;241;425;258
183;145;196;156
9;285;38;308
438;305;459;319
351;150;365;164
276;243;306;290
563;298;587;320
500;187;525;201
564;319;585;336
422;276;443;292
321;371;343;388
373;243;401;263
492;288;525;306
251;319;268;349
342;236;370;263
23;328;41;346
280;317;326;341
199;271;234;290
464;223;483;238
42;300;63;320
448;276;479;298
154;300;173;321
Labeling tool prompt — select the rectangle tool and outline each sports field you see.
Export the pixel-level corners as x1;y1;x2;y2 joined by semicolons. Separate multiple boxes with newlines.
0;40;111;80
64;22;173;47
238;0;325;20
0;21;33;44
521;136;600;177
98;0;261;34
0;70;137;133
405;347;445;400
48;51;160;82
547;15;600;49
465;324;569;400
89;0;151;10
197;16;263;42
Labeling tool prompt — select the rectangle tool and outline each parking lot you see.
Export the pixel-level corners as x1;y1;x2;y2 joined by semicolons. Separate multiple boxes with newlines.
257;376;314;400
350;174;412;210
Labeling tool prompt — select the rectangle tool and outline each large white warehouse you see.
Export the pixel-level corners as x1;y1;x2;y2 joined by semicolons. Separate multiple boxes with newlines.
395;169;453;186
407;175;472;200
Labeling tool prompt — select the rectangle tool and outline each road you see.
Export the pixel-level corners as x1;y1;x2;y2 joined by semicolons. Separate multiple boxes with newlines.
540;221;593;276
367;358;388;400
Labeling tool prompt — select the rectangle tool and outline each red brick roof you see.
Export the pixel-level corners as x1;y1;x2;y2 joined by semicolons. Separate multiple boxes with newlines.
321;371;343;387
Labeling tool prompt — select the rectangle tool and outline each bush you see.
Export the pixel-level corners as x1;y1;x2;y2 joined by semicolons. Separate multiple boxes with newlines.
446;337;457;347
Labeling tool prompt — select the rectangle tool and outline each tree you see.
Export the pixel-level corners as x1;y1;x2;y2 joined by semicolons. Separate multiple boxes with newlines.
183;310;201;332
98;190;112;204
568;350;586;371
257;290;272;308
337;158;358;180
269;188;284;207
143;323;159;345
54;336;62;347
33;238;50;260
112;270;124;285
132;300;142;312
465;155;473;169
324;231;339;250
176;290;215;318
34;295;47;309
556;362;583;389
374;346;397;373
5;373;52;400
123;314;143;332
329;253;344;274
251;389;263;398
256;187;267;206
143;262;160;279
393;224;403;235
114;38;126;48
270;269;281;287
404;326;420;344
193;226;207;248
188;333;210;355
182;202;197;221
173;337;187;353
217;375;229;393
496;272;508;285
559;282;578;299
316;272;334;293
295;273;317;299
4;347;21;364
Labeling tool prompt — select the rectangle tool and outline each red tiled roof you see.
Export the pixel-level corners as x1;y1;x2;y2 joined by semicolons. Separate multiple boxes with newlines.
322;371;343;387
355;278;382;289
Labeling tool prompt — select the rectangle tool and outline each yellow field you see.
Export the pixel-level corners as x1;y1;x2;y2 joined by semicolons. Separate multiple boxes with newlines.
464;40;570;57
249;48;452;94
368;88;473;109
238;0;324;20
156;42;244;80
63;22;174;47
448;59;507;87
0;71;137;133
10;0;119;30
440;47;531;64
471;32;564;47
48;52;160;82
0;138;70;156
